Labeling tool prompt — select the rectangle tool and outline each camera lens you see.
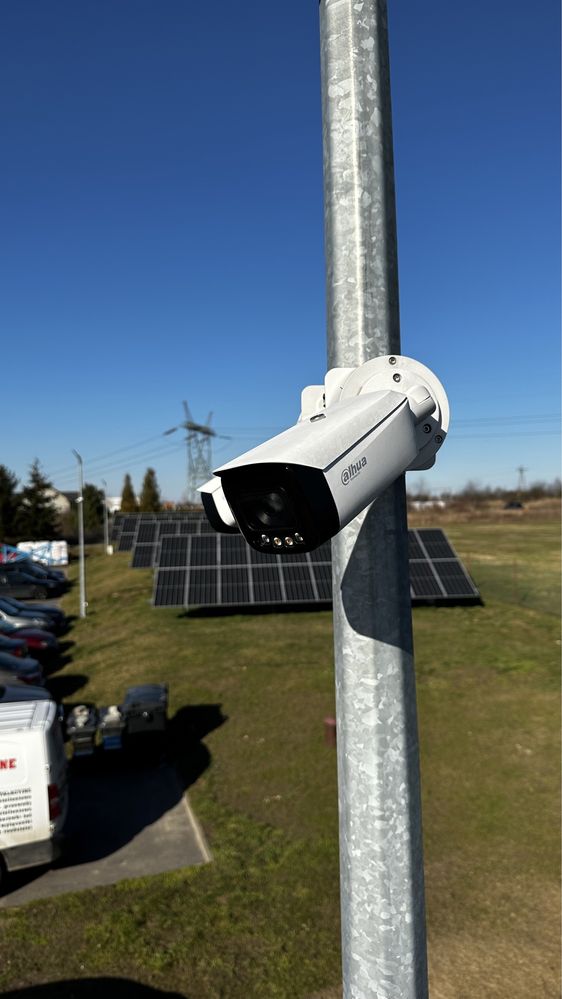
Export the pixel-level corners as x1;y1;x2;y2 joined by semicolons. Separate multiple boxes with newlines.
252;489;292;528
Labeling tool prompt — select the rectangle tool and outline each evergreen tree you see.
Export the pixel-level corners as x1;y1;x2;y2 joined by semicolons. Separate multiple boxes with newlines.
0;465;19;543
120;474;137;512
83;483;105;532
139;468;161;512
16;460;59;540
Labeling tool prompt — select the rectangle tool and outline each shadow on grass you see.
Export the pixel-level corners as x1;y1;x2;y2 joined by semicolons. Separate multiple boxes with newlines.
2;981;187;998
46;673;89;700
180;603;331;619
43;653;74;678
57;639;75;656
168;703;228;789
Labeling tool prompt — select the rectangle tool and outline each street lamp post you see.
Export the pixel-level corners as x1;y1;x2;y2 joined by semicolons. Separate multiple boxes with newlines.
72;449;87;618
101;478;109;553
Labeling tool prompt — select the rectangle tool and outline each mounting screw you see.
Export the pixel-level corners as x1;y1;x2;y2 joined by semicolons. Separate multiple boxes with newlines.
423;424;432;434
434;434;443;444
388;356;397;365
392;373;401;382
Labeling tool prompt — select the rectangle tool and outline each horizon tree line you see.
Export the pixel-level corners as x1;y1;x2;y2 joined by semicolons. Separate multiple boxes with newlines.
0;461;163;543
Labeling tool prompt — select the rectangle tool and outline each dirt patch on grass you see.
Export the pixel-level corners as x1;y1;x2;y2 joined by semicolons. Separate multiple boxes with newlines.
428;878;560;998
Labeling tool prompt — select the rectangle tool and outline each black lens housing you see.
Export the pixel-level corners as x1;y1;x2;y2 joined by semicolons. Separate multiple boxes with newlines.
218;463;340;554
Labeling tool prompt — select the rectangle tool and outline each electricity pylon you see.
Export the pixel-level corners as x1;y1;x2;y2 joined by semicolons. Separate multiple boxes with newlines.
164;403;228;504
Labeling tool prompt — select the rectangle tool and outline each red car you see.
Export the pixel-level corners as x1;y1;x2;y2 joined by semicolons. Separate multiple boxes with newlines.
0;634;29;657
0;622;59;662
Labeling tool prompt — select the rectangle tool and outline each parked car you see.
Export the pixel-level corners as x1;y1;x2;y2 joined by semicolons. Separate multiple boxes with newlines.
0;569;63;601
0;651;44;686
0;596;66;633
0;677;50;700
0;625;58;661
0;625;59;664
2;558;68;587
0;601;57;632
0;634;29;658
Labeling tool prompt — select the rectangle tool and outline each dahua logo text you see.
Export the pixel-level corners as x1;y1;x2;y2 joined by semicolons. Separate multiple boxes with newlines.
341;456;367;485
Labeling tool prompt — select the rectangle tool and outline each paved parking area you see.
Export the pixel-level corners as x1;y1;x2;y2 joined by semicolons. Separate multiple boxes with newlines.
1;760;211;907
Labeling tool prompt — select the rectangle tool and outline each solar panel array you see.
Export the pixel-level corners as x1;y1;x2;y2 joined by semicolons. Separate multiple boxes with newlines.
110;513;480;610
153;534;335;608
111;511;207;556
152;529;480;610
408;529;480;602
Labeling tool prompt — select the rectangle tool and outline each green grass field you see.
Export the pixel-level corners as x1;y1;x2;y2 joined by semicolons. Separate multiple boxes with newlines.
0;517;559;998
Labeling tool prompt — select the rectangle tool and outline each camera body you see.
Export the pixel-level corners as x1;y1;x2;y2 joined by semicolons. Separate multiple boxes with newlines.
201;355;449;554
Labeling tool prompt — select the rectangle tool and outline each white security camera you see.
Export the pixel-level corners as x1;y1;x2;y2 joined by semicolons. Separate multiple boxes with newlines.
201;355;449;554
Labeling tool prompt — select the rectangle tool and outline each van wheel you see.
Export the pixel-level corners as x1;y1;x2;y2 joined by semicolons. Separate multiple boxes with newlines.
33;587;48;600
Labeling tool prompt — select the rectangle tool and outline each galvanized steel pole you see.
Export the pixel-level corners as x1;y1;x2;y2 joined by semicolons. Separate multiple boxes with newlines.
72;450;87;618
101;478;109;553
319;1;429;996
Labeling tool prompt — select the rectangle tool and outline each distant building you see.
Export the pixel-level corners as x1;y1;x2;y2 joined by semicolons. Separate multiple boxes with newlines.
106;496;122;514
48;489;123;516
409;499;447;511
45;489;79;516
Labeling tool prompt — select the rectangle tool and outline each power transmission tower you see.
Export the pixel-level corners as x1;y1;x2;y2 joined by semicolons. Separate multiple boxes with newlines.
164;403;229;504
516;466;528;495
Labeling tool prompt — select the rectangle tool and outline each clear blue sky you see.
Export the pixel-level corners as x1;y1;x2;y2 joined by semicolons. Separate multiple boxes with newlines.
1;0;559;501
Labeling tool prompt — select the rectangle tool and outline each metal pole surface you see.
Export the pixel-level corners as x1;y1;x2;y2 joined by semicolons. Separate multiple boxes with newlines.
72;450;87;618
319;2;428;997
101;479;109;553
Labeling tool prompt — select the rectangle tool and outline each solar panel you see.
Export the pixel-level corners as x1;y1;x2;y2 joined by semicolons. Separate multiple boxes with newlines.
283;563;316;601
122;511;225;567
408;534;425;560
159;522;180;536
191;536;218;566
409;560;444;598
432;559;480;598
415;529;456;560
221;566;251;604
309;542;332;563
409;529;480;603
313;562;333;600
154;569;187;607
220;536;249;565
251;565;284;604
131;544;156;569
150;526;480;611
159;535;190;568
188;569;218;606
249;545;278;565
117;533;135;553
137;523;157;544
180;520;201;534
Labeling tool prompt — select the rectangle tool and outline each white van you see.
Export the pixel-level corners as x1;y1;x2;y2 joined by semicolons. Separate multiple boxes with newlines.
0;696;68;887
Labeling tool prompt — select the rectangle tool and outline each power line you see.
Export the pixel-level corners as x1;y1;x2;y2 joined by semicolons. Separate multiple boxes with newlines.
451;429;560;440
451;414;559;427
45;431;184;480
42;412;560;484
52;441;186;488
